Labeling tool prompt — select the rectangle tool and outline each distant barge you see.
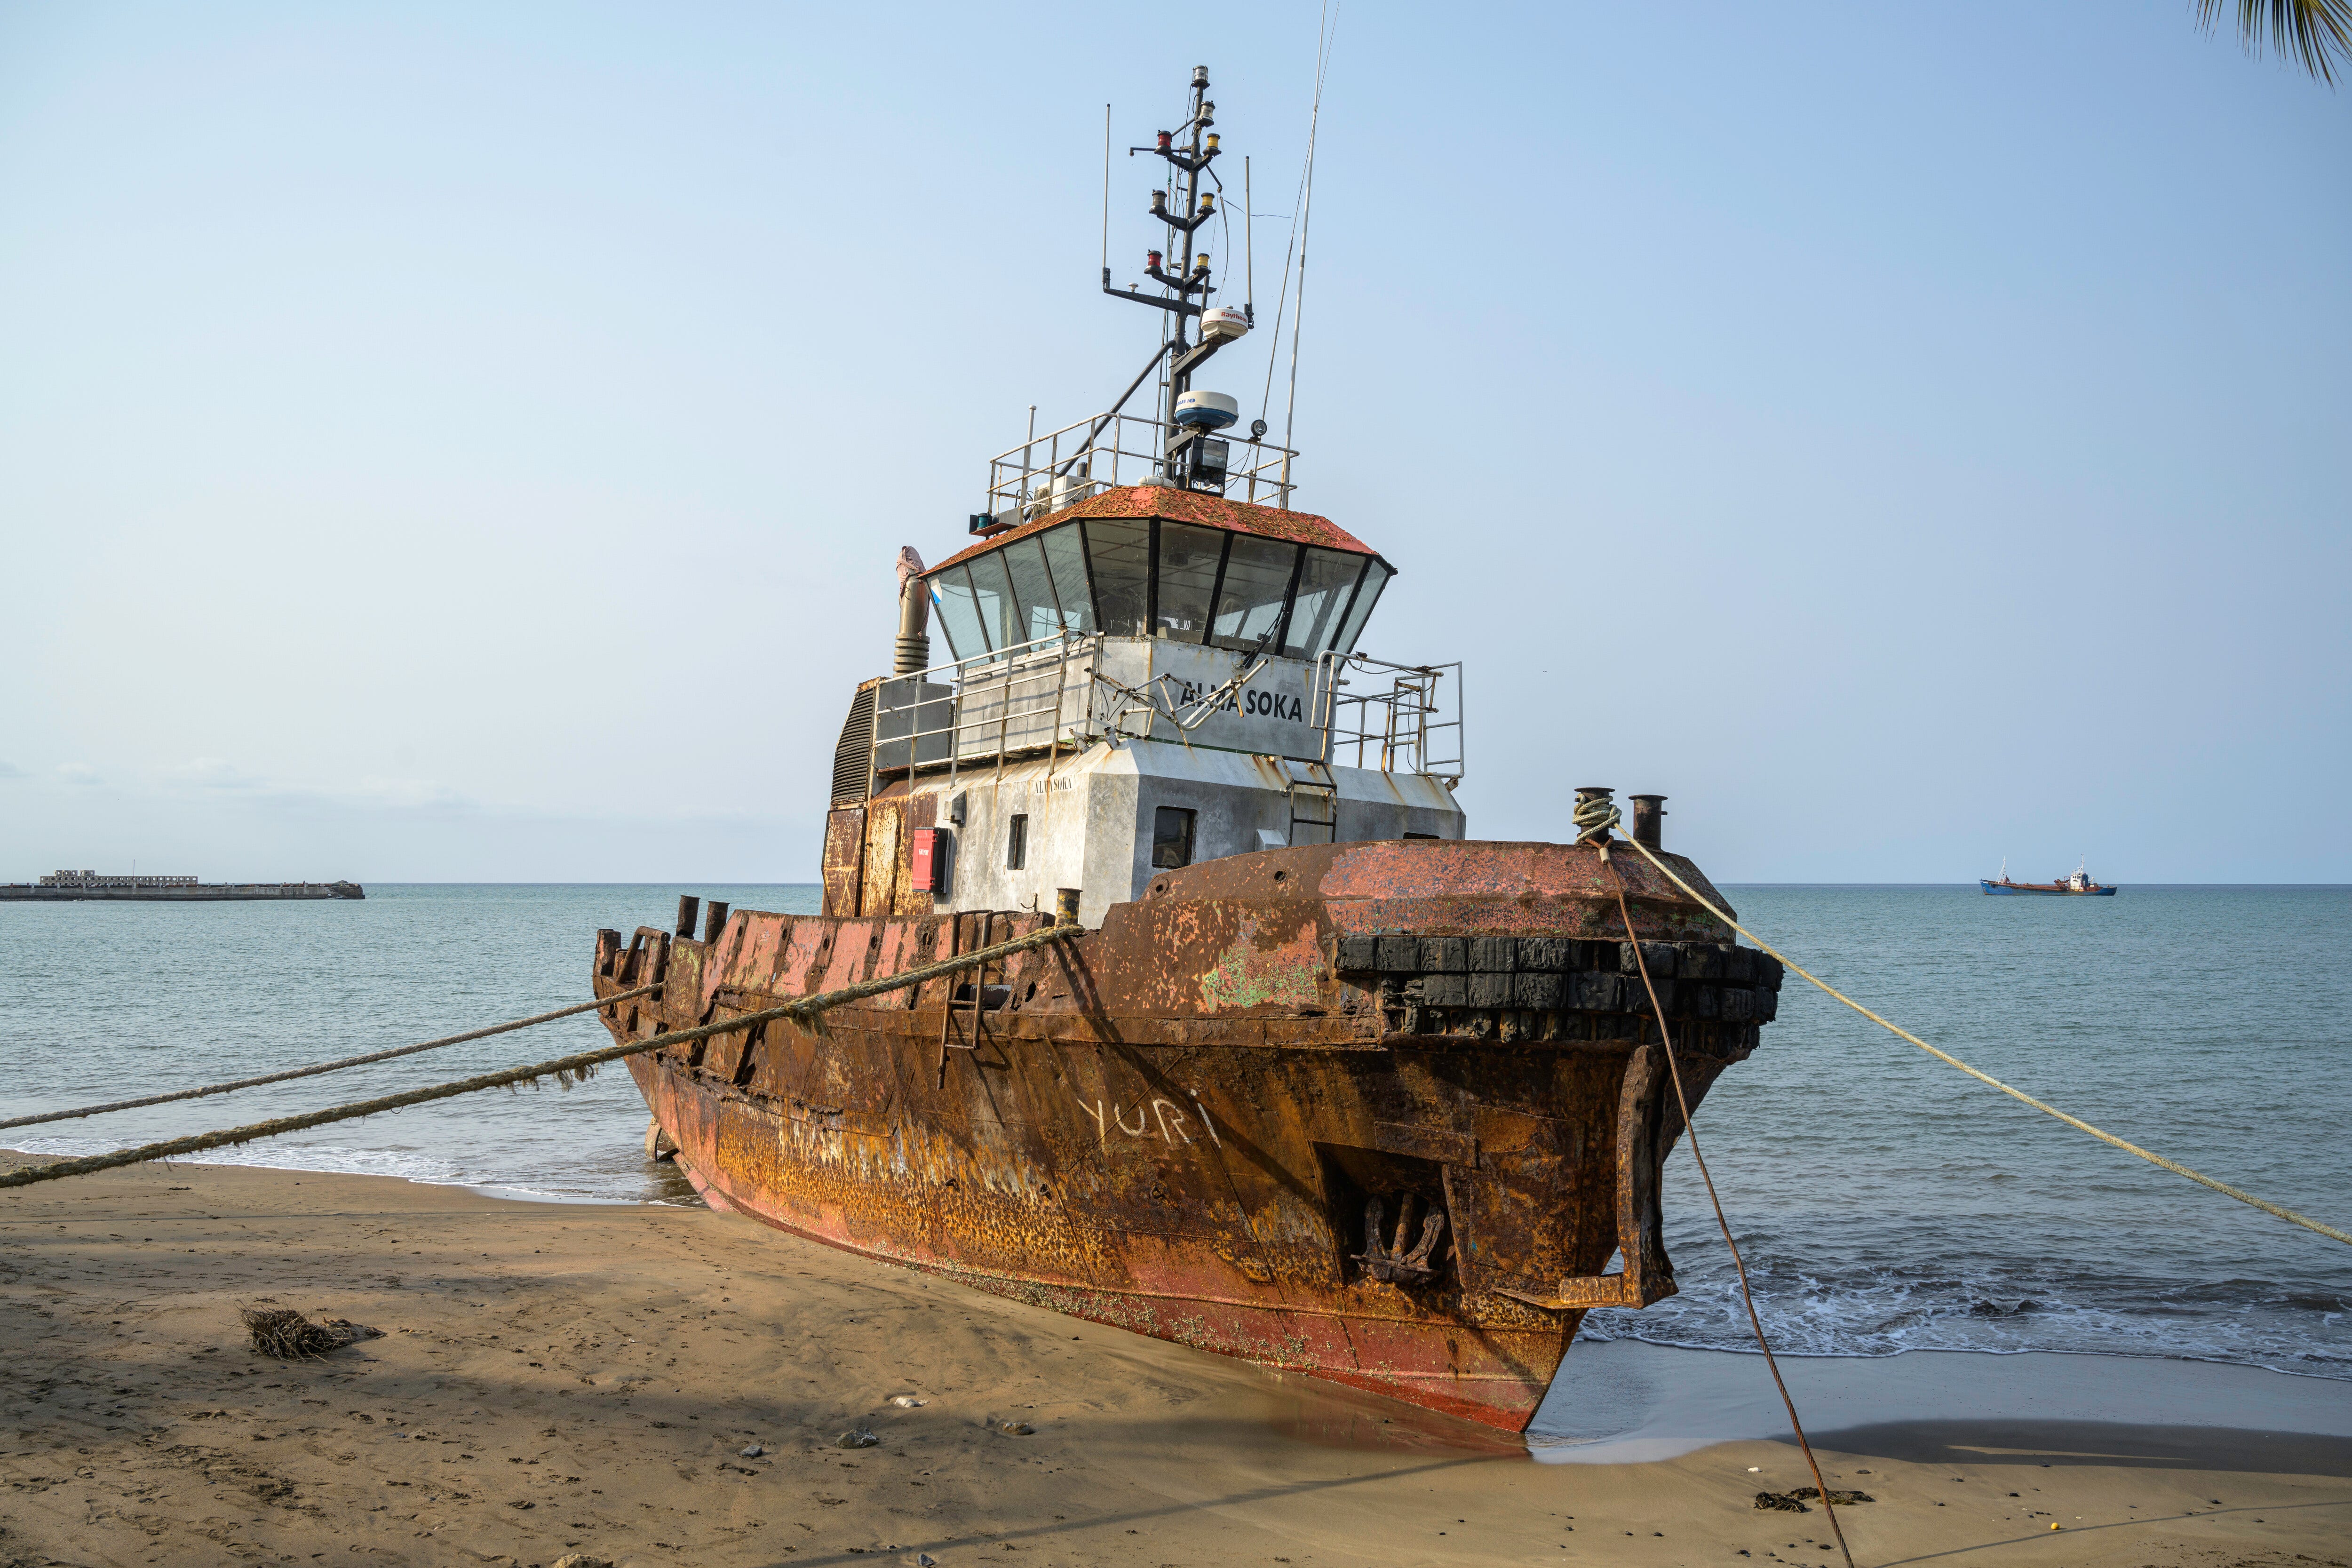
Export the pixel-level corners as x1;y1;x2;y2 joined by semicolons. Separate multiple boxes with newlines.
0;870;364;902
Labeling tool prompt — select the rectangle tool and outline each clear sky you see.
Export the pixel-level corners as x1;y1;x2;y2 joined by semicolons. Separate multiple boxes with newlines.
3;2;2345;883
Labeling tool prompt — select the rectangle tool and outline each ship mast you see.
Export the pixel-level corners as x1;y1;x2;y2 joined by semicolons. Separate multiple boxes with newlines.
1101;65;1251;490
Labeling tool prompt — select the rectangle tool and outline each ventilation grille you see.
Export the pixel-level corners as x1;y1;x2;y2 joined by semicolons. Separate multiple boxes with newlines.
830;685;878;807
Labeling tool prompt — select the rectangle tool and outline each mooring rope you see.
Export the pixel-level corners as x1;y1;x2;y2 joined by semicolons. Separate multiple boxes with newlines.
1594;806;2352;1250
1608;865;1853;1568
0;985;665;1134
0;921;1077;1191
1570;792;1617;845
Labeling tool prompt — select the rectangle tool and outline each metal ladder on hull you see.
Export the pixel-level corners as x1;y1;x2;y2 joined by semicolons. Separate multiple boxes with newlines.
1280;758;1337;846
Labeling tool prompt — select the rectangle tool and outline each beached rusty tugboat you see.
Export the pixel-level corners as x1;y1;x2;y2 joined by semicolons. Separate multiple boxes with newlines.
592;67;1781;1432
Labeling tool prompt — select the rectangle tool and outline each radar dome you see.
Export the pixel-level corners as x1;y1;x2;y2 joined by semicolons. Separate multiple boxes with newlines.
1174;390;1240;430
1201;306;1250;342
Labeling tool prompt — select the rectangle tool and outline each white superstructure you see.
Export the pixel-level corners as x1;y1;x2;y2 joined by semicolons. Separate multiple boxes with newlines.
826;492;1462;928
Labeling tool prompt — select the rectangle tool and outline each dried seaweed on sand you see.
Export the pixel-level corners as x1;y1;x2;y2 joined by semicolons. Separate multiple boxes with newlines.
239;1306;383;1360
1755;1487;1874;1511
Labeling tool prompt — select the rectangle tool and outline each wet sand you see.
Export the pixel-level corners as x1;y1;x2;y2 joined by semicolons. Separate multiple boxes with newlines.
2;1152;2345;1568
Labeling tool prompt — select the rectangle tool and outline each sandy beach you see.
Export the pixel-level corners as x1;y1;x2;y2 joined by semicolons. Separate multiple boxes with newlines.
2;1152;2344;1568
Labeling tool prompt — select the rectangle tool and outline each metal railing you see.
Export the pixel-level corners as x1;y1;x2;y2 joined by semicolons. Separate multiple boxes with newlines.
1309;653;1465;785
866;637;1464;799
982;408;1302;524
868;632;1107;798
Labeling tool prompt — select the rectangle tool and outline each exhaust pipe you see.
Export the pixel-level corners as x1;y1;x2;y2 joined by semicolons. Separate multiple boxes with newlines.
894;546;931;675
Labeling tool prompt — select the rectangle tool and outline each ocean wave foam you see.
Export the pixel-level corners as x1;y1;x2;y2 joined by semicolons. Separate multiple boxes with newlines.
7;1133;668;1206
1580;1259;2352;1380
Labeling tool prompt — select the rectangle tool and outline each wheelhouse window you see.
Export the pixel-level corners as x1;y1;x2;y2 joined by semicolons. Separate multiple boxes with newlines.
968;550;1020;653
1006;813;1029;870
1331;559;1391;658
1284;548;1369;661
1210;534;1298;652
998;535;1065;649
929;524;1097;661
1037;525;1095;635
1152;806;1196;869
1155;522;1224;642
927;517;1390;664
1085;518;1152;637
931;565;986;661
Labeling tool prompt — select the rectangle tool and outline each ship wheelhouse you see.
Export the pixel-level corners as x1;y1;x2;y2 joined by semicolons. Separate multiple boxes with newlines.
821;488;1461;928
924;489;1392;665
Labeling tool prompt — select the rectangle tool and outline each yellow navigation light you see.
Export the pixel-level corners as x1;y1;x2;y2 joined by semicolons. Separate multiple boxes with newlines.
1192;253;1210;272
1205;132;1220;152
1199;191;1216;213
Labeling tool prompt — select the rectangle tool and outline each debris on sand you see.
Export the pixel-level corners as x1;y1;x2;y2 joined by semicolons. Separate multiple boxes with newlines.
991;1418;1035;1436
836;1427;880;1449
239;1306;383;1360
890;1394;928;1408
1755;1486;1875;1511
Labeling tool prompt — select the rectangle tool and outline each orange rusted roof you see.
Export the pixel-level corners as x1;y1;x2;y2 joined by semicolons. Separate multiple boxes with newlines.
926;486;1378;578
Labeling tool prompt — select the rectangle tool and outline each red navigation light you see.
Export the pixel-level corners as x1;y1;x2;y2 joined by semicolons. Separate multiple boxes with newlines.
1146;249;1162;270
1156;130;1172;149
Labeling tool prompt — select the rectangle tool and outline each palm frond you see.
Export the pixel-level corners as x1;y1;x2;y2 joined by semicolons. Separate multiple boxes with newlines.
2197;0;2352;84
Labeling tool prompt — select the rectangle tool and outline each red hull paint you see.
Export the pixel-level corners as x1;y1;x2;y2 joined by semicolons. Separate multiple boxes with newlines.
639;1057;1563;1431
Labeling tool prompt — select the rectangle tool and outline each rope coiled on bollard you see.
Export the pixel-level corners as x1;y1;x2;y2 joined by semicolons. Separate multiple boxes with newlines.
1570;793;1619;846
0;921;1078;1191
0;985;665;1134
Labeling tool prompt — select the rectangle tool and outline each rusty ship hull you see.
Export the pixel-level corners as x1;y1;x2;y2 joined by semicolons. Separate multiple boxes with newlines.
595;839;1780;1432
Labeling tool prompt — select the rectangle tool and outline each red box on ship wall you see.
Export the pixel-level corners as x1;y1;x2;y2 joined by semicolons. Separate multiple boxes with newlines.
910;828;950;894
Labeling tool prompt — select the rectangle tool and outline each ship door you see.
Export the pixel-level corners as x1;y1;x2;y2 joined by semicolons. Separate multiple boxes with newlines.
822;808;866;917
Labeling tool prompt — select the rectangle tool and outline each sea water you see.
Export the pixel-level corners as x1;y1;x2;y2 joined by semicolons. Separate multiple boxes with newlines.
4;883;2346;1383
0;886;818;1207
1578;885;2352;1383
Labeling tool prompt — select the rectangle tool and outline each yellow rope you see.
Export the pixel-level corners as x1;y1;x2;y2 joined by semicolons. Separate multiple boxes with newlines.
1570;792;1618;845
1607;824;2352;1250
0;984;663;1133
1609;868;1854;1568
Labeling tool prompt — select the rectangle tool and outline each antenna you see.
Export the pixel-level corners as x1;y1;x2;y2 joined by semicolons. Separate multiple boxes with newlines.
1245;155;1254;319
1281;1;1339;506
1100;64;1235;491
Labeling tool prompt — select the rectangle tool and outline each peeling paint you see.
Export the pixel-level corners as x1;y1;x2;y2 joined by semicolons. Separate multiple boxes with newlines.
1199;914;1324;1011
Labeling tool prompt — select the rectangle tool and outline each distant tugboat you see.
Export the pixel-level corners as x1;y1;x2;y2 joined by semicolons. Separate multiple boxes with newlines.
1981;858;2116;897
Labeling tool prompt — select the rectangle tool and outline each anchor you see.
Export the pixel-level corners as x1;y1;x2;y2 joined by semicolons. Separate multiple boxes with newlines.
1354;1192;1448;1285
